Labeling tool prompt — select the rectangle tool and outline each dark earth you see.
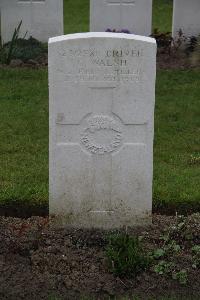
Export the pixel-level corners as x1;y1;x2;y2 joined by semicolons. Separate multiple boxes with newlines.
0;214;199;300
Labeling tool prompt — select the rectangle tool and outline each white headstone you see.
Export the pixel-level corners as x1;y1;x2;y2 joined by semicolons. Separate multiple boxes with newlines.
172;0;200;38
49;32;156;229
90;0;152;36
0;0;63;43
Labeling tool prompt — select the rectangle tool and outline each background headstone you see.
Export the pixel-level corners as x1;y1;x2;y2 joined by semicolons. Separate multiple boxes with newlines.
172;0;200;38
90;0;153;36
49;32;156;228
1;0;63;43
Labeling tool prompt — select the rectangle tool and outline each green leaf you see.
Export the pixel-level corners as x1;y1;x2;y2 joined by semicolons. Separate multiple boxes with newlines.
153;248;165;259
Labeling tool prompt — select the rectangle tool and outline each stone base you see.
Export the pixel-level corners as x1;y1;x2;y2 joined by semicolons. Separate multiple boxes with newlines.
50;211;152;229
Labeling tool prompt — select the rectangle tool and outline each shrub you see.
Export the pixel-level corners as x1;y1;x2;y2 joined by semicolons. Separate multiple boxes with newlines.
151;29;173;53
3;37;47;63
0;20;23;64
105;233;149;278
188;35;200;66
0;21;47;64
172;269;188;285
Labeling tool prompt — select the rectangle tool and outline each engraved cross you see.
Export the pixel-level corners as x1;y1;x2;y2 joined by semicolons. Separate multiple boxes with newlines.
56;82;146;215
107;0;136;29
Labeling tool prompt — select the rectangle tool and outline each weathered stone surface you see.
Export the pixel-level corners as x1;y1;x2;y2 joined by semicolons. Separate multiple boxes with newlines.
49;32;156;228
0;0;63;43
90;0;152;36
172;0;200;38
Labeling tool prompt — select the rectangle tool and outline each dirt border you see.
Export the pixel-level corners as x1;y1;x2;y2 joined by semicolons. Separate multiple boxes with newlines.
0;214;199;300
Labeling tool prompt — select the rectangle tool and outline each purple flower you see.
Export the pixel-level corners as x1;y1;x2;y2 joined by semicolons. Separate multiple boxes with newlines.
121;29;131;34
106;28;131;34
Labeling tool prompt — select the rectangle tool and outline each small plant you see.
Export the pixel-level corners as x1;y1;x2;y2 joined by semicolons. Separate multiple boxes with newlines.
5;20;24;64
186;36;198;54
105;233;149;277
154;260;174;275
153;248;166;259
185;34;200;67
166;240;181;253
192;245;200;254
173;29;187;51
172;269;188;285
191;245;200;269
189;154;200;165
0;21;48;65
190;36;200;66
152;239;181;261
8;37;47;61
151;28;190;55
151;28;173;53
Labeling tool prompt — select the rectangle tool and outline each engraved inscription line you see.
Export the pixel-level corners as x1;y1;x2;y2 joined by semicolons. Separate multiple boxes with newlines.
107;0;135;5
18;0;45;3
60;47;143;83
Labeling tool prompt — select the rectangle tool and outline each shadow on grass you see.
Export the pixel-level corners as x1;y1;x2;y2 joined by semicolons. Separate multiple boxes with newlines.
0;201;48;218
0;201;200;219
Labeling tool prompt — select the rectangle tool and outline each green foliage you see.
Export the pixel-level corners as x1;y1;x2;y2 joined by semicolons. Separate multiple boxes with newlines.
189;154;200;165
0;20;47;64
166;240;181;253
154;261;174;275
0;20;23;64
153;248;166;259
6;20;23;64
162;214;200;245
64;0;89;34
0;47;6;64
0;68;48;205
186;35;200;67
2;37;47;63
152;215;200;286
152;0;173;32
105;234;149;277
151;29;172;52
192;245;200;254
172;270;188;285
4;37;48;62
152;240;181;261
154;70;200;211
191;245;200;269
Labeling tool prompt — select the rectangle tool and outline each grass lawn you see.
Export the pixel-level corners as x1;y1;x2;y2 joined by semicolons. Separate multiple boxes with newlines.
64;0;173;34
0;68;199;211
154;70;200;211
0;69;48;207
0;0;199;212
